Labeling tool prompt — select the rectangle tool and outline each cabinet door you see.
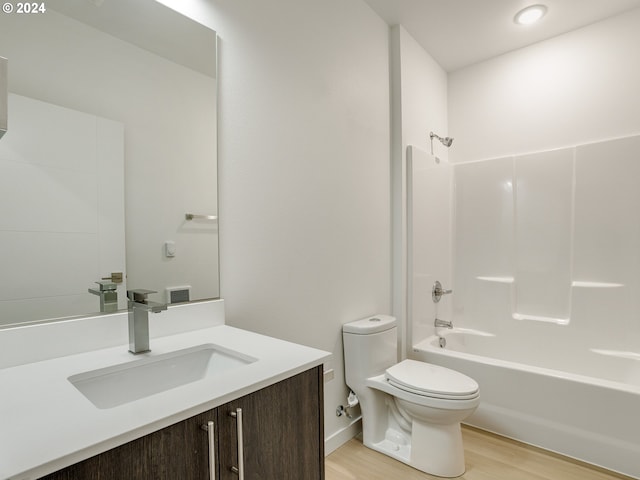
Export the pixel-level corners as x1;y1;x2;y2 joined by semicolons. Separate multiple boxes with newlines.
39;408;217;480
217;366;324;480
146;408;217;479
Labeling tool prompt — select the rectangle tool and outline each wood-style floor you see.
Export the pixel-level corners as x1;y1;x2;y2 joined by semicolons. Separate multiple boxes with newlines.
325;426;633;480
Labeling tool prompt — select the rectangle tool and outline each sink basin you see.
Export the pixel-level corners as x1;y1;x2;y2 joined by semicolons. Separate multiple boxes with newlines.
69;344;257;409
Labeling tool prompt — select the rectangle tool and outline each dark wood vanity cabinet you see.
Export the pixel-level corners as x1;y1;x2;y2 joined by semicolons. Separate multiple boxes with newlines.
40;366;324;480
39;408;214;480
217;366;324;480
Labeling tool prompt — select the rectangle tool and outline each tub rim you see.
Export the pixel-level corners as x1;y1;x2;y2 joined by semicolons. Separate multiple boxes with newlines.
414;330;640;396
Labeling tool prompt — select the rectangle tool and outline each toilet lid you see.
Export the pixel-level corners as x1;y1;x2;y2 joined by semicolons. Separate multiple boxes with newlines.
385;359;479;399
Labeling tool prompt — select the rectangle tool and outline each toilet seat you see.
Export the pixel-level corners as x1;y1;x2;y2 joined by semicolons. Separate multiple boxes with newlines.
385;360;479;400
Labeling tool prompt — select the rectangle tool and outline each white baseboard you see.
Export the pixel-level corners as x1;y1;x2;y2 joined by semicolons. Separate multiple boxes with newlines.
324;416;362;455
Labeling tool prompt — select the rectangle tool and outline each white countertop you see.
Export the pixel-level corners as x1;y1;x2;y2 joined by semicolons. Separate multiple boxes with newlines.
0;324;330;480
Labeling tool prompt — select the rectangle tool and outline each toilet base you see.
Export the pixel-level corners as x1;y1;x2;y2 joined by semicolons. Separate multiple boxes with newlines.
365;421;466;478
368;437;411;465
412;420;465;477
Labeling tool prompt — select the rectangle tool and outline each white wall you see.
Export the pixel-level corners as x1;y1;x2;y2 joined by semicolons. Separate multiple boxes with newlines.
390;26;449;353
161;0;392;449
449;7;640;162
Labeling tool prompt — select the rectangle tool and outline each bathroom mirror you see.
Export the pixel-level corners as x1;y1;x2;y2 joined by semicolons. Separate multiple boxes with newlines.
0;0;218;327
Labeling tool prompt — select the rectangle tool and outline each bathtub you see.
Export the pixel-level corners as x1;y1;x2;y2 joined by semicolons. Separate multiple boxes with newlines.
412;329;640;479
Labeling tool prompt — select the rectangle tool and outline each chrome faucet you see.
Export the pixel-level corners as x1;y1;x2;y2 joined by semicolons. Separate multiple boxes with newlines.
434;318;453;329
127;289;167;354
88;281;118;313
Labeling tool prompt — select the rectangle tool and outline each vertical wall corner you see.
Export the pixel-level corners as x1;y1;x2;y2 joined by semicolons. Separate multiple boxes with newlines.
0;57;7;139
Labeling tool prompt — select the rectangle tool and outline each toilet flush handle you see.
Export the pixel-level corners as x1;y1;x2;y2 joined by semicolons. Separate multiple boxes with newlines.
432;281;452;303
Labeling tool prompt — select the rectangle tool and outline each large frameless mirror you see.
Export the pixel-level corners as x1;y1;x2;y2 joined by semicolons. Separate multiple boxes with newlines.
0;0;218;328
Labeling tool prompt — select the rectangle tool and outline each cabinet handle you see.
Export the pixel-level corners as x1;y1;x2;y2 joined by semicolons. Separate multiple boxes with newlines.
201;421;216;480
230;408;244;479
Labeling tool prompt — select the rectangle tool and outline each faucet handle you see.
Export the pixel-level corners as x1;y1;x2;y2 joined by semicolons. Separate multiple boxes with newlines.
89;280;117;296
101;272;124;283
432;280;453;303
127;289;157;303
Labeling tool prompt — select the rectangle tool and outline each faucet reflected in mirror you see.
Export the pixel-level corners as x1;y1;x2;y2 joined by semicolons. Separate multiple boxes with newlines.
88;281;118;313
127;290;167;354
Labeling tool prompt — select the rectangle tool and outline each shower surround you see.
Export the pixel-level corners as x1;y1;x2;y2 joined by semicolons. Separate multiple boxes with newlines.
406;136;640;478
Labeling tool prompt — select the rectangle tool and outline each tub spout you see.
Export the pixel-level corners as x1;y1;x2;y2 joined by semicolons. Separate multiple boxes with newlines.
434;318;453;329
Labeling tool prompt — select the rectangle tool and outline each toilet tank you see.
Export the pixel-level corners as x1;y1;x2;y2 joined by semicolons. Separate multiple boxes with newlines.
343;315;397;389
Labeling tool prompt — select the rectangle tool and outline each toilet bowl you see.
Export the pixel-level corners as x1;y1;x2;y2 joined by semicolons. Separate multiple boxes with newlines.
343;315;479;477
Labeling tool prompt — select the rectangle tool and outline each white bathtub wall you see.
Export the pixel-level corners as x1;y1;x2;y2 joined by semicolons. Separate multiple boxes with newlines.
514;149;573;324
573;136;640;353
450;157;514;337
445;136;640;369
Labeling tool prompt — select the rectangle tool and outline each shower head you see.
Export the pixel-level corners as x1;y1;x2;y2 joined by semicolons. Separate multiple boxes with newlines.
430;132;454;148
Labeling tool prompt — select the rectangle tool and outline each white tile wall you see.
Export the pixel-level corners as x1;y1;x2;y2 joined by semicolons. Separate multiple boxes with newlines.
0;161;97;233
1;94;97;172
0;94;125;325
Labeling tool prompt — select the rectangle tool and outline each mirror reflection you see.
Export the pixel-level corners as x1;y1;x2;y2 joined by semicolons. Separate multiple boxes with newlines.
0;0;219;328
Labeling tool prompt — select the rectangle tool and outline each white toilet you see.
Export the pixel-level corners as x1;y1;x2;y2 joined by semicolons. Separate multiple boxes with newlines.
343;315;479;477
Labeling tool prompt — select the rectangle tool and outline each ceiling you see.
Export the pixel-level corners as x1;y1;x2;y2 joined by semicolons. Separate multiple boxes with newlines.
362;0;640;71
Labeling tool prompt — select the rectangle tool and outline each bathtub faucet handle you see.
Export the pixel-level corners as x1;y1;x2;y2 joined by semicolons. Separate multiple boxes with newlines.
432;280;453;303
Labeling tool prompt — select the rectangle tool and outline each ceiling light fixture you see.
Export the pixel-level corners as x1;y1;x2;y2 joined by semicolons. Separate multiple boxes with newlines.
514;4;547;25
